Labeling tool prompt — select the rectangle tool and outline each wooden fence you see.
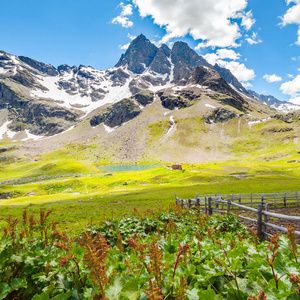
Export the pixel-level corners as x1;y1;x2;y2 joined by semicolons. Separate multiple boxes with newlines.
175;192;300;242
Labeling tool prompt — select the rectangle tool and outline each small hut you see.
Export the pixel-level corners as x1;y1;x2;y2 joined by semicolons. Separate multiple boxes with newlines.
172;164;182;170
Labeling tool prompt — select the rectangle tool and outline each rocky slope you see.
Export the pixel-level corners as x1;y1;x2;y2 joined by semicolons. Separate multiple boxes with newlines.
0;34;293;164
248;90;300;113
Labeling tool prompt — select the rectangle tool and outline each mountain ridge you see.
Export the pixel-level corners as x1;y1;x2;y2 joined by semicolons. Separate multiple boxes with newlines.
0;33;294;164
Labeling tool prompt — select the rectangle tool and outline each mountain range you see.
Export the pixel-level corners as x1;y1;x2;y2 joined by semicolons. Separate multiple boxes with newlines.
0;34;299;163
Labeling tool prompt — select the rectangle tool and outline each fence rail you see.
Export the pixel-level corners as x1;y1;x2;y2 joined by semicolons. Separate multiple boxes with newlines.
175;192;300;242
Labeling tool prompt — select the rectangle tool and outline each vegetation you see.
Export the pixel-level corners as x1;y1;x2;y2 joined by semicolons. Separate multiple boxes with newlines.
1;206;300;299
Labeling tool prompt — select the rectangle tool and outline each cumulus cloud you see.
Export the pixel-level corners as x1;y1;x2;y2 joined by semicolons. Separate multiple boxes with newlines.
245;32;262;45
112;2;134;28
237;10;255;31
203;49;254;82
280;75;300;98
131;0;254;48
263;74;282;83
203;49;241;65
281;0;300;45
216;49;241;60
218;60;255;82
288;74;294;78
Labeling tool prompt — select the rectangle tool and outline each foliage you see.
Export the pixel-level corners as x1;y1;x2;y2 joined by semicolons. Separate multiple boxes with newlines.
1;206;300;299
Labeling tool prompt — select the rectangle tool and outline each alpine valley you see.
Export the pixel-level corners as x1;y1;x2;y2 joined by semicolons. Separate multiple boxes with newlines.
1;34;300;163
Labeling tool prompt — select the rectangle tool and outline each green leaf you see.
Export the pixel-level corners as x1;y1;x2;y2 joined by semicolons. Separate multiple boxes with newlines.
163;237;178;254
0;283;11;300
10;277;27;290
105;275;125;300
32;292;50;300
120;278;140;300
197;288;222;299
51;290;73;300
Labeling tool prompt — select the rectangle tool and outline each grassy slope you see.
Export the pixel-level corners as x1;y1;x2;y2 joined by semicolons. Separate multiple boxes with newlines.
0;116;300;232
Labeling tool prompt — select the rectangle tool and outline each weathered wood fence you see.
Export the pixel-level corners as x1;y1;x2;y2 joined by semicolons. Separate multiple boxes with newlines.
175;192;300;242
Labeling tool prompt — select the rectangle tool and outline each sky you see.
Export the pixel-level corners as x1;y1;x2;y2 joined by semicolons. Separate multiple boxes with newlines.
1;0;300;104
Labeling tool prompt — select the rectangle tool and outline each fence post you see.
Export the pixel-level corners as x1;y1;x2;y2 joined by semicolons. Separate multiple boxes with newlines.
284;191;286;207
188;199;191;209
257;204;264;242
263;203;269;235
195;197;200;208
205;197;207;214
227;198;231;214
208;197;212;216
175;193;178;205
239;193;241;204
251;192;253;207
181;199;184;208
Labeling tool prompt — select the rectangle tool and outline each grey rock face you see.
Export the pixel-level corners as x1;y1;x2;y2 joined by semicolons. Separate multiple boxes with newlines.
273;112;300;123
0;82;82;135
115;34;158;74
189;66;248;112
133;91;154;106
204;107;238;124
158;90;193;110
18;56;58;76
214;64;249;96
90;98;142;128
149;45;171;75
171;42;210;84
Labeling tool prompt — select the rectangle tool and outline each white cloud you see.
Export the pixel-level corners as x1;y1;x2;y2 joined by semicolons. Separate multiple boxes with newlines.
245;32;262;45
263;74;282;83
216;49;241;60
237;10;255;31
131;0;254;48
112;2;134;28
203;49;254;82
203;53;220;65
241;82;253;88
218;60;255;82
281;1;300;45
203;49;240;65
288;74;294;78
280;75;300;97
119;42;131;50
290;96;300;105
127;33;136;40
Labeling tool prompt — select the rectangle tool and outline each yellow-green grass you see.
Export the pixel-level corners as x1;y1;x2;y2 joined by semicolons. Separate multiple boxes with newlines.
1;159;300;232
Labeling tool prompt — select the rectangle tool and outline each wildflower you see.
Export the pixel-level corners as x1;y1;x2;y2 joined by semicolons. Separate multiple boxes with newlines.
289;274;300;295
207;228;215;244
230;238;236;250
287;225;298;263
22;209;28;226
59;256;68;267
248;291;266;300
144;279;163;300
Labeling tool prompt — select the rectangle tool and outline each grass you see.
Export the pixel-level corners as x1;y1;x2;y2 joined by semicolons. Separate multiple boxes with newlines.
1;118;300;232
1;157;300;232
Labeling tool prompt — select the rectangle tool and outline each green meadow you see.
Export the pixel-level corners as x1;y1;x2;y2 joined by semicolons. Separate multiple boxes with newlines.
1;151;300;232
0;118;300;232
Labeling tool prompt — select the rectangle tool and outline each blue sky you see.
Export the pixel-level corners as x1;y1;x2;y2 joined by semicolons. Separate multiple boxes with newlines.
1;0;300;103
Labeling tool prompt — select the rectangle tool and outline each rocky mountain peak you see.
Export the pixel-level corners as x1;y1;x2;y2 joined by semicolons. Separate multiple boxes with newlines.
115;34;158;74
18;56;58;76
189;65;249;111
